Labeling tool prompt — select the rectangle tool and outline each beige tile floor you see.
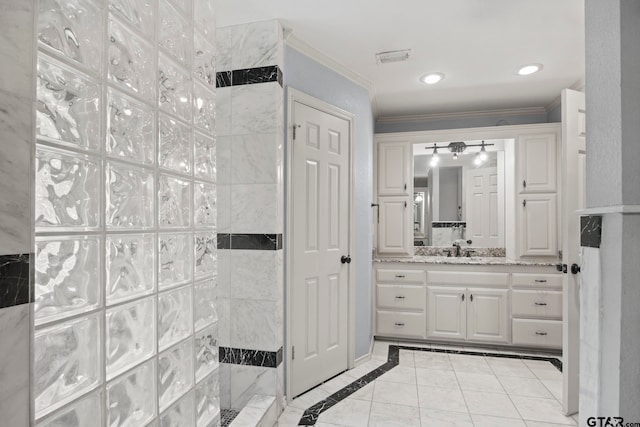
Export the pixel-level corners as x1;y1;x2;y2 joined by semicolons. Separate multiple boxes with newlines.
277;341;579;427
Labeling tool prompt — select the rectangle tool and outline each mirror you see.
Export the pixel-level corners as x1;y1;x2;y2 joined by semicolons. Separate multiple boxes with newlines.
413;139;506;248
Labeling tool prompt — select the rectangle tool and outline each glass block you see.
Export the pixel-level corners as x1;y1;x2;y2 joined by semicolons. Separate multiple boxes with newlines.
158;286;193;350
194;181;216;226
36;389;103;427
107;359;156;427
35;147;101;230
194;133;215;180
195;324;218;382
107;88;155;165
193;0;215;42
194;84;215;132
37;0;103;74
194;233;215;278
159;114;192;174
109;17;155;102
106;234;155;305
34;314;101;418
108;0;155;40
194;32;215;87
159;233;192;290
158;340;194;411
159;174;191;228
168;0;192;17
106;297;156;379
158;54;192;121
159;0;191;66
194;280;216;331
36;55;101;150
34;237;101;325
106;161;155;229
196;372;219;427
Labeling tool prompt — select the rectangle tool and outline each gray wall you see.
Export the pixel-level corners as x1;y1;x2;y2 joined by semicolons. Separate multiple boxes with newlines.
284;45;375;359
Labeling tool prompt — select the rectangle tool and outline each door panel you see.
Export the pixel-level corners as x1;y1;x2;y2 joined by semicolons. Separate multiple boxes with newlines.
427;286;466;340
377;196;412;255
467;288;509;343
466;167;501;247
520;194;557;256
378;142;410;196
518;133;557;193
291;101;350;397
561;88;586;415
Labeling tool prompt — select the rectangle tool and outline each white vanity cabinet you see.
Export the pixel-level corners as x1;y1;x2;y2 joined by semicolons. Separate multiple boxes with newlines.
375;267;426;339
426;271;510;344
376;141;413;256
374;262;562;351
517;132;560;257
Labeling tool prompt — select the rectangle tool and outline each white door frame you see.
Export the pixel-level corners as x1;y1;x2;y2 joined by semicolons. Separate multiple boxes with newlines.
285;88;356;402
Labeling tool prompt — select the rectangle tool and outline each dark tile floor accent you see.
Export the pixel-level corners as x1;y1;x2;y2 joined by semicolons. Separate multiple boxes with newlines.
221;409;240;427
297;344;562;426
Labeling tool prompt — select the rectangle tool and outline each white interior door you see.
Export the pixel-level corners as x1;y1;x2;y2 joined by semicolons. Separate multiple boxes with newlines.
465;167;502;247
561;88;586;415
290;99;351;398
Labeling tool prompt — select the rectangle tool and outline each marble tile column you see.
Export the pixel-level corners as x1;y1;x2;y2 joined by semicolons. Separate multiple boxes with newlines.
215;19;285;413
584;0;640;422
0;0;35;426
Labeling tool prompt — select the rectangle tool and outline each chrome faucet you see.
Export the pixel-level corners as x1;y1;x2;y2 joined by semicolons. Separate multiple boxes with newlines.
452;239;473;257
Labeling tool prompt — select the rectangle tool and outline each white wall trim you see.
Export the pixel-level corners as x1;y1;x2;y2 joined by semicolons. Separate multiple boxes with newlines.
578;205;640;215
376;107;548;125
285;88;357;402
285;34;379;117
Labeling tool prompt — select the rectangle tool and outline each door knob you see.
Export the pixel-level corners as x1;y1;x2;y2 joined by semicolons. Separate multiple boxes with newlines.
341;255;352;264
570;263;581;274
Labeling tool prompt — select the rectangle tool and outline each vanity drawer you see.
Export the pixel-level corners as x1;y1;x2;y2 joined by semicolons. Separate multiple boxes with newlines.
512;319;562;348
427;271;509;287
512;273;562;289
376;311;425;338
512;290;562;318
377;269;425;283
377;284;425;311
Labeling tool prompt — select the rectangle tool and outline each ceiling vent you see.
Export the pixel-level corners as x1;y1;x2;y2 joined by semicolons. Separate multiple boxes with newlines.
375;49;411;64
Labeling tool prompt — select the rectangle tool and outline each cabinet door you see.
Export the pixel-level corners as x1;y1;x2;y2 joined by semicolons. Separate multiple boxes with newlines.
467;288;509;343
378;141;411;196
427;286;466;340
377;196;412;255
518;133;557;193
519;194;557;256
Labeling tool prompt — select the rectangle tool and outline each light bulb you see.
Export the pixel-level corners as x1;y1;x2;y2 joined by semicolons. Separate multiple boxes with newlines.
453;152;458;160
430;155;439;167
415;194;423;203
474;153;482;165
479;147;488;162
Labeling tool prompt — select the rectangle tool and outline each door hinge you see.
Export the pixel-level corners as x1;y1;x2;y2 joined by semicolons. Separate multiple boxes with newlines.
292;346;295;360
293;124;301;140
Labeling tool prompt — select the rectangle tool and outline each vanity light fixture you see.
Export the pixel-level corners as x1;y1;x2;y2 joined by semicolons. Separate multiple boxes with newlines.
415;194;424;203
429;144;440;167
517;63;542;76
420;72;445;85
479;141;488;161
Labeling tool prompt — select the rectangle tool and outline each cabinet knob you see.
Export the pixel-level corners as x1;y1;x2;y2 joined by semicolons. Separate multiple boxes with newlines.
523;199;527;207
534;279;547;283
395;295;406;300
394;322;405;327
404;183;407;190
395;274;405;278
523;180;527;189
535;331;548;336
534;302;548;306
461;294;465;301
470;294;473;302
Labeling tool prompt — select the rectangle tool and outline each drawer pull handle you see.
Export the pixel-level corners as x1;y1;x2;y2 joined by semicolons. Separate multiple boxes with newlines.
535;279;547;283
534;302;548;306
395;296;406;299
394;322;405;327
395;275;405;278
535;332;548;336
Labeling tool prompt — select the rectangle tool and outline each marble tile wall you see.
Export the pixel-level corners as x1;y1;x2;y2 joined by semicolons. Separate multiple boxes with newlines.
0;1;35;426
215;19;285;413
31;0;219;426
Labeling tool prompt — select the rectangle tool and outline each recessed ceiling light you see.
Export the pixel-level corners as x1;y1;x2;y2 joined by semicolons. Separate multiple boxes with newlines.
420;72;444;85
517;64;542;76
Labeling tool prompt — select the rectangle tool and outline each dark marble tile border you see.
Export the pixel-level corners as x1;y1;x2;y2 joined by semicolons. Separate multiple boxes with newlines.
219;346;283;368
217;233;282;250
297;344;562;425
581;215;602;248
431;221;466;228
216;65;283;88
0;253;32;309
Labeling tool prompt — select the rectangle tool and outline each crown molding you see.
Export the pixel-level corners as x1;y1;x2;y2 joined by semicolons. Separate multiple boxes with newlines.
285;34;379;117
376;106;548;124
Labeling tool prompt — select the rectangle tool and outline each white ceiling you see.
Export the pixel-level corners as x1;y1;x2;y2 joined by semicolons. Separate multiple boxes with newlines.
214;0;585;119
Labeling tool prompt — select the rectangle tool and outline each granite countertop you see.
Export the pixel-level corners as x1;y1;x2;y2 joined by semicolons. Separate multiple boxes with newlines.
374;256;558;267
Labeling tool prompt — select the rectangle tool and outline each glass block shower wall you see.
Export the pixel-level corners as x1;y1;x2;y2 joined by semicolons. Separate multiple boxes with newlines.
33;1;219;426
